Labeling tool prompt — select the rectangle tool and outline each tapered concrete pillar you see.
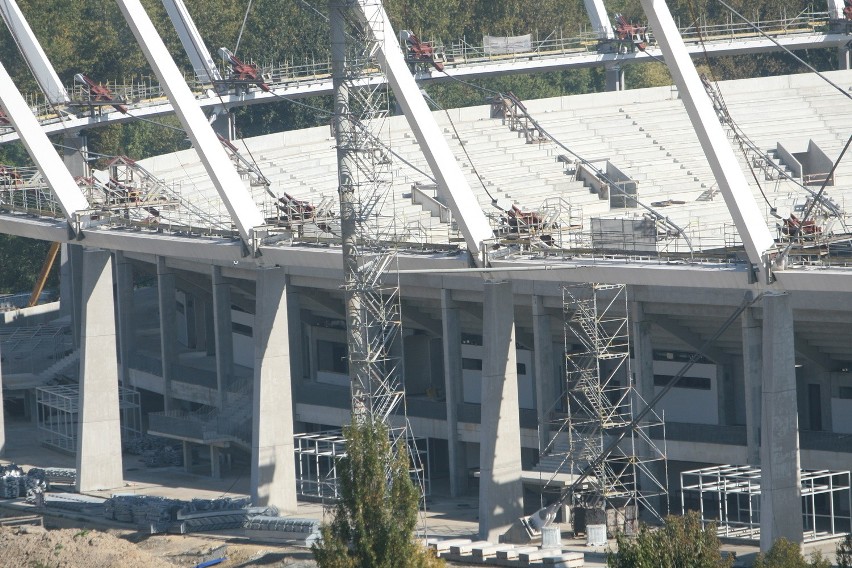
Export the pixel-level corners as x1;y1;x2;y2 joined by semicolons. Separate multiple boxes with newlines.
210;445;221;479
441;289;467;497
742;305;762;465
212;265;233;409
157;256;177;412
114;251;134;385
75;248;123;492
479;280;523;542
760;292;802;551
251;268;297;513
532;296;556;454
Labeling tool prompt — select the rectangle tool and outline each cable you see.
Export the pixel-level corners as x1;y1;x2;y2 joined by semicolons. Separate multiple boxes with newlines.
419;89;503;209
233;0;254;57
715;0;852;102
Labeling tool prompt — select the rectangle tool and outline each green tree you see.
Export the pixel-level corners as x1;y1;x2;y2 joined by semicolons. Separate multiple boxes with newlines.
753;539;831;568
837;533;852;568
311;419;443;568
607;511;734;568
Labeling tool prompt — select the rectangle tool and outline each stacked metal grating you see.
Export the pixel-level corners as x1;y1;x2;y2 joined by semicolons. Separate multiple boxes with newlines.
0;465;54;499
243;515;322;546
123;434;184;468
40;493;105;515
103;495;252;534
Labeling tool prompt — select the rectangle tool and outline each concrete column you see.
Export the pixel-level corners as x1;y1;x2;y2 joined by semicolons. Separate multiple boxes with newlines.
68;244;84;349
212;265;233;410
760;292;802;551
210;446;221;479
0;342;5;457
479;280;524;542
287;290;304;383
441;289;467;497
182;441;192;472
62;132;88;178
59;244;73;320
631;301;662;515
75;248;123;492
157;256;177;412
251;268;297;513
114;251;134;385
838;45;851;70
743;305;761;465
532;296;556;454
204;301;216;357
605;64;624;91
631;303;655;407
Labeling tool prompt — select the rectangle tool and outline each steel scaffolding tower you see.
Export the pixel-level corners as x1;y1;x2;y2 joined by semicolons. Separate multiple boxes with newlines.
327;0;424;494
557;283;668;530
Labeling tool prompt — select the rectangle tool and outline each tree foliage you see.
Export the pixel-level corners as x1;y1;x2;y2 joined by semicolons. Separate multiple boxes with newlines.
753;539;831;568
838;534;852;568
607;511;734;568
311;419;443;568
0;235;57;295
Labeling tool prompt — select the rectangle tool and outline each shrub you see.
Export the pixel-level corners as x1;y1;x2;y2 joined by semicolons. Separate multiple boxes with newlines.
607;511;733;568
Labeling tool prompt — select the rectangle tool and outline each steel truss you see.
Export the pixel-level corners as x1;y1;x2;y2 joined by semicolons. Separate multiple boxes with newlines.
555;283;667;531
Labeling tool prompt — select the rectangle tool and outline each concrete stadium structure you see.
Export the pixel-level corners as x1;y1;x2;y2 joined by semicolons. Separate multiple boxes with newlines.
1;0;852;554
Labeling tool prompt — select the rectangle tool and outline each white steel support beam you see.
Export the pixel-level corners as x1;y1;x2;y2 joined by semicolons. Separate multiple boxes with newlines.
115;0;265;247
584;0;615;39
161;0;222;84
639;0;775;274
355;1;493;265
0;61;89;227
827;0;845;19
0;0;69;104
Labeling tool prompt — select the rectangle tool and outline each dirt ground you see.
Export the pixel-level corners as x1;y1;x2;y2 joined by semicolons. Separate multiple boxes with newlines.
0;522;319;568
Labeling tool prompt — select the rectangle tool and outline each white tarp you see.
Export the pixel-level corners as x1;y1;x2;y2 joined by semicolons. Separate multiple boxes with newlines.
483;34;532;55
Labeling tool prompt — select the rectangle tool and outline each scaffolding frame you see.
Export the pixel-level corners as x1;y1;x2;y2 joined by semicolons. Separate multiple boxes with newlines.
545;283;667;530
36;384;141;453
293;430;430;501
681;465;852;542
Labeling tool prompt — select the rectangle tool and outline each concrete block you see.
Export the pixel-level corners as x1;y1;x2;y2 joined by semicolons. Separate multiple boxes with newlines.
450;540;491;555
519;548;564;563
497;546;538;559
431;538;472;552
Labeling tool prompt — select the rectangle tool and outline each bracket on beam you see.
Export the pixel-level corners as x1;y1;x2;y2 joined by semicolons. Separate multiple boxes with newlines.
639;0;776;278
0;61;89;231
115;0;265;251
353;0;494;266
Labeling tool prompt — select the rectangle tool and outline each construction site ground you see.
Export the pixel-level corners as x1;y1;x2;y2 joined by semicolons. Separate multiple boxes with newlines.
0;415;844;567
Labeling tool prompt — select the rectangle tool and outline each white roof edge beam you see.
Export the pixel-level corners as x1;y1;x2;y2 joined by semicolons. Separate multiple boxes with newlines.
0;0;69;105
356;1;493;266
160;0;221;84
639;0;775;276
115;0;264;247
0;61;88;226
584;0;615;40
